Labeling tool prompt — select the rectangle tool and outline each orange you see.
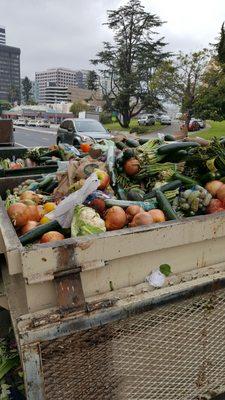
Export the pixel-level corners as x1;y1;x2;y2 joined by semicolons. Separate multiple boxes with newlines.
43;202;56;213
40;216;51;224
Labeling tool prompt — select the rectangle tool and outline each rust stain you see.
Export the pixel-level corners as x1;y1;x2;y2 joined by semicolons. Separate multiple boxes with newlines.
76;240;94;250
57;245;75;270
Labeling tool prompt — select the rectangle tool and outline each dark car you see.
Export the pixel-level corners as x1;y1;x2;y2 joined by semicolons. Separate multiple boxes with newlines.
56;118;112;146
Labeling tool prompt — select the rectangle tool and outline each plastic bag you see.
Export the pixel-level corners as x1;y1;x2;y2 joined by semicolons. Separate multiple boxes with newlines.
46;173;99;228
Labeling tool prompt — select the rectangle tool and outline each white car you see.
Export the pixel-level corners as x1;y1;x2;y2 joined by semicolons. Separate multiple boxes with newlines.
27;120;38;127
196;119;205;129
138;114;155;126
14;119;26;127
37;120;51;128
160;115;172;125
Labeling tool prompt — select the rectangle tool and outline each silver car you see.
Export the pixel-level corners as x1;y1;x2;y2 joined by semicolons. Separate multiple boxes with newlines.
57;118;112;146
160;115;172;125
138;114;155;126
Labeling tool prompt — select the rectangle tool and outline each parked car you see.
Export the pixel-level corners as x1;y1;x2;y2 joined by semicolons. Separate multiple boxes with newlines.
27;120;38;127
138;114;155;126
188;119;200;132
37;120;51;128
14;119;26;127
196;119;205;129
56;118;112;146
160;115;172;125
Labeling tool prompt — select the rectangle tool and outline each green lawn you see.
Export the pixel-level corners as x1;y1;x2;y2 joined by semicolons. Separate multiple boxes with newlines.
104;119;162;133
195;121;225;140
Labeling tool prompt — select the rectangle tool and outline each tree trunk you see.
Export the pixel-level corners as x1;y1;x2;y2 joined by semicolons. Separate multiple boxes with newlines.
117;111;131;128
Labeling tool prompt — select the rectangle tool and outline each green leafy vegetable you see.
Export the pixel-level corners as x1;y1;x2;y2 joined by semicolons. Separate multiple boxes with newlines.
159;264;172;277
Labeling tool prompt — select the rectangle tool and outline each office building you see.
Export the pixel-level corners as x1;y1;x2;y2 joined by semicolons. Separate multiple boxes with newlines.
35;68;91;103
45;83;68;104
0;44;21;103
0;26;6;45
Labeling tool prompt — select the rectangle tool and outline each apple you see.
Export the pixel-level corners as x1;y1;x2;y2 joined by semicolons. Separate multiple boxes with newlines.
95;169;110;190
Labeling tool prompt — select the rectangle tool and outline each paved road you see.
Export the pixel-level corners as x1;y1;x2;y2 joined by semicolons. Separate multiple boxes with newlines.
14;126;57;147
140;121;180;139
14;122;180;148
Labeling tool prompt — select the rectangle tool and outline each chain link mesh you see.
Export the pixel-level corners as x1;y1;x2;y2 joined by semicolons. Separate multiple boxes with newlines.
41;288;225;400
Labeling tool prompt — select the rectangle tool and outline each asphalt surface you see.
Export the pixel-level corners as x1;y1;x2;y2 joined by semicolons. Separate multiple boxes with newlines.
14;121;180;148
14;126;57;147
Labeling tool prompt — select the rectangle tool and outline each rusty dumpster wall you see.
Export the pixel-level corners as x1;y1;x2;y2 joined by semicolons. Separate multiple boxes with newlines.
21;283;225;400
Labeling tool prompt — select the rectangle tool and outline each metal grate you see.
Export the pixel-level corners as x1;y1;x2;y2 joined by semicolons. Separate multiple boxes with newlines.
41;288;225;400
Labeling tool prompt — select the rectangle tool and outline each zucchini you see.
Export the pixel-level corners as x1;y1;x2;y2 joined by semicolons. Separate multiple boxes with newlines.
155;190;179;220
127;188;145;201
164;134;175;141
38;175;54;189
173;172;198;187
105;198;157;211
144;180;182;200
39;156;52;162
125;138;139;148
45;160;58;165
123;148;135;160
44;180;58;194
158;142;200;155
117;187;127;200
139;138;149;145
20;220;62;245
116;141;127;150
42;149;61;158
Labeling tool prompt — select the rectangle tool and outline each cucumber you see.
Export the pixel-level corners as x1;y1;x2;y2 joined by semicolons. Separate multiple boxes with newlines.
158;142;200;155
45;160;58;165
42;149;61;158
144;180;182;200
164;134;175;141
38;175;54;189
117;187;127;200
173;172;198;187
127;188;145;201
125;138;139;148
116;142;127;150
139;138;149;145
44;180;58;194
155;190;179;220
105;198;157;211
123;148;135;160
20;220;62;245
39;156;52;162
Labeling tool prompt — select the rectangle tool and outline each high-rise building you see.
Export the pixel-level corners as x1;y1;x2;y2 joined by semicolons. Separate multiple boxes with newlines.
0;26;6;45
45;83;68;104
35;68;91;103
0;44;21;103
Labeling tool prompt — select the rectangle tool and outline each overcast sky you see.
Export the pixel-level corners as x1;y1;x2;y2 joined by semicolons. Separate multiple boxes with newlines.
1;0;224;79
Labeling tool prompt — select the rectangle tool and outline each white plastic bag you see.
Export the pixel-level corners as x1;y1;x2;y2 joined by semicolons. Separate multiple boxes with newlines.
46;173;99;228
146;270;165;288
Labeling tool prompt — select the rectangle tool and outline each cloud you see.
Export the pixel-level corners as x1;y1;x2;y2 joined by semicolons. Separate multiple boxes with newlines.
1;0;223;78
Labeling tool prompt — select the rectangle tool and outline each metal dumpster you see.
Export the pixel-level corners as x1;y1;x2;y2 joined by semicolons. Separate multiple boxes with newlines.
1;177;225;399
0;119;14;146
0;146;58;177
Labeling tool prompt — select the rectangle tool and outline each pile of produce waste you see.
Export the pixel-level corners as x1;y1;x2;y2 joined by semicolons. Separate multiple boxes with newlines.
5;135;225;246
0;143;80;170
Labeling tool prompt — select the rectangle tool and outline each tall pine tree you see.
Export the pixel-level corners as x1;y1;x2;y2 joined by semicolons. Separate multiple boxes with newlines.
91;0;169;128
217;23;225;69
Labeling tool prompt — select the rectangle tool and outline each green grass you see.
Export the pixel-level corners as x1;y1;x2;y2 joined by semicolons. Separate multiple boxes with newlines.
195;121;225;140
104;119;162;133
